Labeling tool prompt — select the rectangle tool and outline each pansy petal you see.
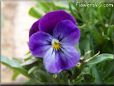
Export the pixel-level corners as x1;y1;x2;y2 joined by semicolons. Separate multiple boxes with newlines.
29;20;39;37
29;32;52;58
43;45;80;73
53;20;80;46
43;48;62;73
58;45;80;70
39;10;76;34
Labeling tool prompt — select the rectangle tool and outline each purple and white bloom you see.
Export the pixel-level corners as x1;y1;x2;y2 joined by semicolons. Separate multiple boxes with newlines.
29;10;80;73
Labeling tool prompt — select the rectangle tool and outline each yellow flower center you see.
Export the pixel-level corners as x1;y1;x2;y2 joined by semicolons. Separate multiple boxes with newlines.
52;39;61;50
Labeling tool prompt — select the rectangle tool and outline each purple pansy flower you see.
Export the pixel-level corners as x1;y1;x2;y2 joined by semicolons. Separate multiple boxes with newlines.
29;10;80;73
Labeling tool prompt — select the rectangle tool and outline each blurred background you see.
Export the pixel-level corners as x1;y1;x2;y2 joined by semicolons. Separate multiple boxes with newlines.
1;1;37;83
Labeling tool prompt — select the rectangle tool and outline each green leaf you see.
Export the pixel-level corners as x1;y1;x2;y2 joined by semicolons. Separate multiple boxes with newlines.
79;34;91;55
107;25;114;39
12;71;20;80
28;7;43;18
32;69;52;83
1;56;22;68
37;2;51;12
24;53;32;61
36;1;55;12
0;56;29;78
21;58;37;66
91;28;103;45
87;54;114;65
28;66;38;75
91;65;102;84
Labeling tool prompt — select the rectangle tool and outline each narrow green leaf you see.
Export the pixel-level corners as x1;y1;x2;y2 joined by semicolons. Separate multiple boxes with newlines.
0;56;29;78
28;7;42;18
87;54;114;65
28;66;38;75
1;56;21;68
21;58;37;66
12;71;20;80
91;28;103;45
37;1;55;12
24;53;32;61
91;65;102;83
107;25;114;39
32;69;51;82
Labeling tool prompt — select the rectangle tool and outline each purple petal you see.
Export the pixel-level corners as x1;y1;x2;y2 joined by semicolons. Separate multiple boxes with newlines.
43;47;62;73
58;45;80;70
29;20;39;37
43;45;80;73
29;31;52;58
53;20;80;46
39;10;76;34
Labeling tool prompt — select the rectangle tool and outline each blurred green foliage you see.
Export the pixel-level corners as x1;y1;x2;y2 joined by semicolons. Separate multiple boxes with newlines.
1;0;114;85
